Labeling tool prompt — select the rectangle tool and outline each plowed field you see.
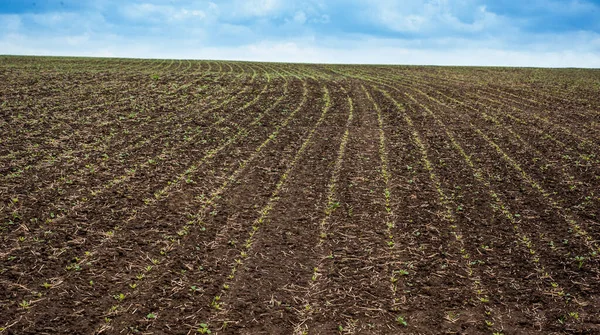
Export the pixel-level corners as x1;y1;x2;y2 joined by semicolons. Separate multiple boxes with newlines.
1;56;599;334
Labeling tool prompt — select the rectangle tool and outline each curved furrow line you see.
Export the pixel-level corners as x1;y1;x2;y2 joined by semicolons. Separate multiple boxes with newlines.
289;65;318;81
0;75;252;229
403;89;591;311
486;86;592;116
373;73;600;195
159;59;178;72
334;68;535;331
127;59;161;73
293;87;354;335
2;59;182;96
333;67;496;331
201;79;354;331
353;67;600;153
474;94;600;150
160;59;177;72
0;67;286;333
374;75;600;255
474;128;600;253
394;70;600;143
1;61;255;189
406;76;600;176
476;80;599;131
116;60;142;73
0;75;140;111
0;67;222;175
304;65;332;80
457;83;600;140
393;69;599;124
343;68;600;220
0;61;206;147
409;85;600;218
81;74;303;335
449;71;600;118
374;86;493;331
0;64;266;241
197;84;333;334
149;58;168;73
173;59;184;72
364;85;443;331
229;62;242;73
3;60;598;334
187;60;203;74
277;66;302;81
348;69;600;256
202;64;256;112
189;61;206;76
5;66;262;230
407;91;600;246
144;58;166;73
3;76;251;226
159;61;209;93
11;72;293;334
104;78;314;334
21;75;304;334
176;59;195;75
0;59;140;93
0;85;148;141
371;82;501;332
400;91;597;328
380;84;496;332
363;84;401;312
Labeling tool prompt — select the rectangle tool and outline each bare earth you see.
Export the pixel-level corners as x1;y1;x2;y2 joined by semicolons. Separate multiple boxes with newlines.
1;56;599;334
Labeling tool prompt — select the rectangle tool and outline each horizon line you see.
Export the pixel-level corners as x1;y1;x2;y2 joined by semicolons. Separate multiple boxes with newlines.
2;53;599;70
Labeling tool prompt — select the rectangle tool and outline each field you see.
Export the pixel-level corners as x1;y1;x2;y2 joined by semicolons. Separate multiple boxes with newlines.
1;56;599;335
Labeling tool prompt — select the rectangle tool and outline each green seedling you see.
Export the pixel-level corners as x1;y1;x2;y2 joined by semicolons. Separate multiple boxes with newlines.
197;323;211;334
396;315;407;326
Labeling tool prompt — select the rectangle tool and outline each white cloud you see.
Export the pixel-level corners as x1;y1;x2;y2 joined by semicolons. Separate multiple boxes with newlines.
174;9;206;20
373;0;506;34
1;0;599;68
4;32;599;68
120;3;162;19
440;6;503;33
121;3;206;22
200;39;600;67
234;0;282;17
293;11;307;24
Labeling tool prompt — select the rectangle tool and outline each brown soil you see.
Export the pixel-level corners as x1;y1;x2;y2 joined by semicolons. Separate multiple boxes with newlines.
1;57;599;335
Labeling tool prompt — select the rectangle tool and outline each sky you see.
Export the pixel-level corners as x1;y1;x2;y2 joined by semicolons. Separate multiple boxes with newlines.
1;0;600;67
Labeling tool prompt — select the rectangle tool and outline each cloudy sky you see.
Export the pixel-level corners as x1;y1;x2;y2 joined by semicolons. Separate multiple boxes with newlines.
1;0;600;67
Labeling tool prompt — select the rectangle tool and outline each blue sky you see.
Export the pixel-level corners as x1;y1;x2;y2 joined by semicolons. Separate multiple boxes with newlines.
1;0;600;67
